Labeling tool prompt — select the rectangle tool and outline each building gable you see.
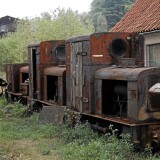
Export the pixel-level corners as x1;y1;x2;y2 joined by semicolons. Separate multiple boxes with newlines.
0;16;18;36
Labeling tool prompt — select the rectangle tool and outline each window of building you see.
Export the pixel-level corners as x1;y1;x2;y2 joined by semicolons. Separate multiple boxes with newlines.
146;44;160;67
0;25;8;32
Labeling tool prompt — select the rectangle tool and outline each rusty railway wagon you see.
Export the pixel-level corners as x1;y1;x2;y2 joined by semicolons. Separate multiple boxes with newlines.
5;32;160;148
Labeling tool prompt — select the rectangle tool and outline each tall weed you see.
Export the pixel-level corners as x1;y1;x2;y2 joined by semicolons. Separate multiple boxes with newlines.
0;97;160;159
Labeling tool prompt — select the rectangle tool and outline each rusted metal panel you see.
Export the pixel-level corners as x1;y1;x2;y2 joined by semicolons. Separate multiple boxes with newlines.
128;82;138;120
20;66;29;73
82;66;90;113
83;112;160;126
95;79;102;115
82;41;90;65
90;32;132;64
36;64;40;100
20;83;29;96
43;66;66;76
69;41;91;113
66;42;71;106
95;67;157;81
58;77;63;105
66;35;90;43
40;40;65;65
38;64;51;101
5;63;28;93
75;42;83;113
66;41;88;110
66;42;71;66
119;58;135;66
66;41;85;112
43;75;47;102
133;34;145;66
66;35;102;113
70;43;76;110
5;64;12;92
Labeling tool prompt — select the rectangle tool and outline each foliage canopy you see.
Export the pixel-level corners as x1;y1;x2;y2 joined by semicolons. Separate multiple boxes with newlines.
90;0;135;32
0;8;93;70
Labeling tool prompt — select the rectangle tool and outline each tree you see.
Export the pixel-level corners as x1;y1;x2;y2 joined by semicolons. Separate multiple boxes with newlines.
96;13;108;32
40;12;52;20
0;8;94;69
90;0;135;31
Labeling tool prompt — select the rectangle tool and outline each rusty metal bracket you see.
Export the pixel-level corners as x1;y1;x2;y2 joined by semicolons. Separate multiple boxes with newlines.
76;52;87;56
81;52;87;56
82;97;89;103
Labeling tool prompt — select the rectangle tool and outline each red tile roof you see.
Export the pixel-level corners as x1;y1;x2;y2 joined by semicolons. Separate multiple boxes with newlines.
110;0;160;33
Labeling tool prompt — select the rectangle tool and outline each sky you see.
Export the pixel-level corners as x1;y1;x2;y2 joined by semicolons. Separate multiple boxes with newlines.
0;0;93;19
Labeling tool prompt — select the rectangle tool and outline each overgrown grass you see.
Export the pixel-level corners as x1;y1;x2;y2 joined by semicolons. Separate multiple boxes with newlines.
0;96;159;160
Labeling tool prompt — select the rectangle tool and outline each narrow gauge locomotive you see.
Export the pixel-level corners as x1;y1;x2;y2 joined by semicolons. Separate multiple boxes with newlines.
6;40;66;107
5;32;160;148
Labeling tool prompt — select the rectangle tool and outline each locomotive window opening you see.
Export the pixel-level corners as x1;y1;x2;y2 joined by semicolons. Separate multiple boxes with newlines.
146;44;160;67
32;48;37;98
22;73;28;83
47;76;58;102
148;76;160;111
148;91;160;112
109;38;128;58
102;80;127;117
53;45;66;61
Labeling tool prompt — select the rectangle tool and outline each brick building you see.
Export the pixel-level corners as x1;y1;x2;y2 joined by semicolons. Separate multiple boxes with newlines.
110;0;160;67
0;16;18;37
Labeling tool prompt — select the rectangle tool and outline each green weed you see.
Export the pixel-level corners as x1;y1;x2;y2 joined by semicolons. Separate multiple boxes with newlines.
0;96;8;109
0;97;160;160
37;143;51;155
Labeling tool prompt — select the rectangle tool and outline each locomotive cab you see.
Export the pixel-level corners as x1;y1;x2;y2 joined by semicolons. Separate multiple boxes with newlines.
40;41;66;106
66;32;136;114
5;63;28;102
28;40;65;101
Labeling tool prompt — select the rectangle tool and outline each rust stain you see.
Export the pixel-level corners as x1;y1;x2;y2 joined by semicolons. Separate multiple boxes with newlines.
130;90;136;99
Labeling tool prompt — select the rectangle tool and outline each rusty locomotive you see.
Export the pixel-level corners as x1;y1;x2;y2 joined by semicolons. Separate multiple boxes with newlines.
5;32;160;148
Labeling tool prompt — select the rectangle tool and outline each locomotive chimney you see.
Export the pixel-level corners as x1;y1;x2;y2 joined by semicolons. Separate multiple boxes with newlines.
109;38;136;66
109;38;128;58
